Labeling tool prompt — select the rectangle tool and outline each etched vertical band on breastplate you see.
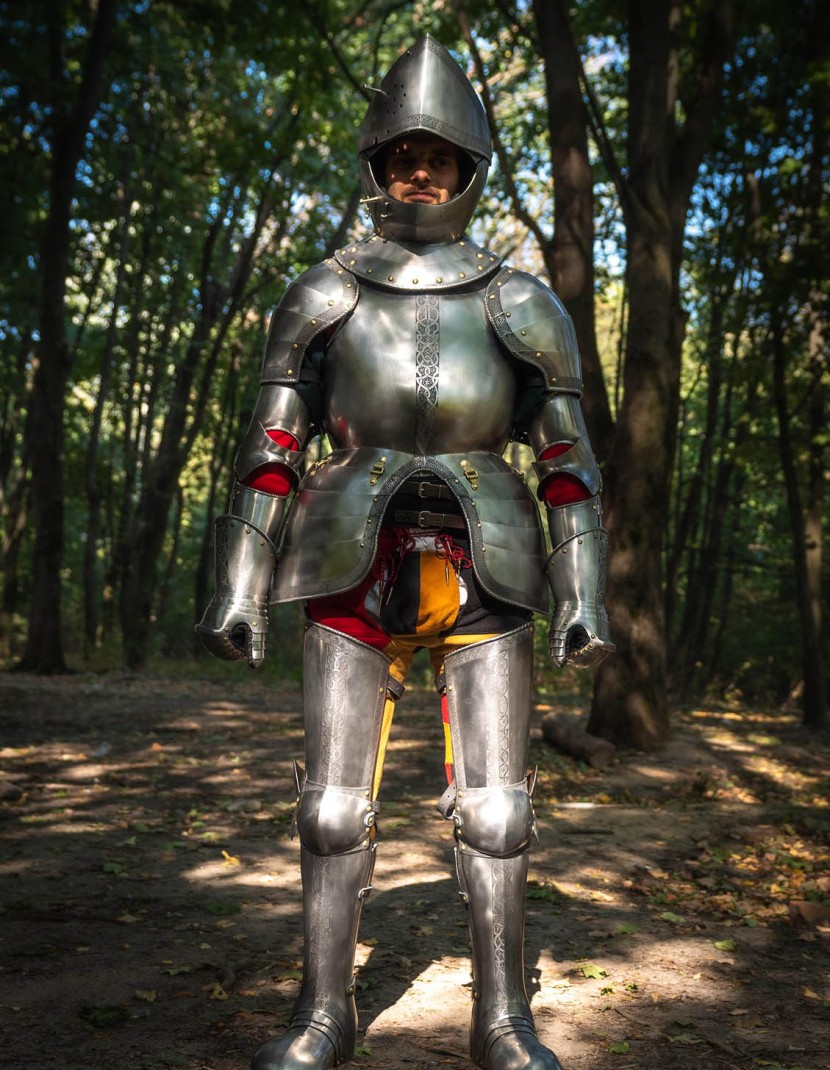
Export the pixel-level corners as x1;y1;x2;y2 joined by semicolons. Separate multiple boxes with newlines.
414;293;440;455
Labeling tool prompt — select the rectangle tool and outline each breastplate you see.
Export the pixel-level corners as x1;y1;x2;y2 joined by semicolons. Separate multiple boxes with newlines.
323;284;515;455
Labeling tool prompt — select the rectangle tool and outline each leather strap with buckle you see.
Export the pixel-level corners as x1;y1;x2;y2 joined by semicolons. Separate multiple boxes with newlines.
393;509;466;531
399;479;457;501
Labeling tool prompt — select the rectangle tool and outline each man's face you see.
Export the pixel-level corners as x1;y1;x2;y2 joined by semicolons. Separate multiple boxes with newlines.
383;134;461;205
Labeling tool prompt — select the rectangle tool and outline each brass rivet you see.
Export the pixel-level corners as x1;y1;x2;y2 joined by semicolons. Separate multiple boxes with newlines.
505;311;511;317
311;318;317;325
477;265;483;271
476;252;483;259
536;352;542;358
287;368;294;374
460;241;466;246
292;343;299;349
488;293;496;299
367;267;373;273
412;278;419;284
350;259;356;265
459;272;466;279
328;300;335;306
387;275;395;282
436;276;443;283
520;329;527;336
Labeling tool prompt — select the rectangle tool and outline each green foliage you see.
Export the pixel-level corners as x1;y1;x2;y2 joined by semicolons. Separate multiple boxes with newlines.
0;0;825;716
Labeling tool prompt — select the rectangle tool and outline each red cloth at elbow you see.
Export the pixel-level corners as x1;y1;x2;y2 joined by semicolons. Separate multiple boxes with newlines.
242;430;299;496
538;443;592;507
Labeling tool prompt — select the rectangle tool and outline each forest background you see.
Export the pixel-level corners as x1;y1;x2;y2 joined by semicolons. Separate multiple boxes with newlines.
1;0;827;749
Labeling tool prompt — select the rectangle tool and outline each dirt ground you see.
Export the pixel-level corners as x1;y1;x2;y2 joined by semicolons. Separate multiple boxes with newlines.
1;669;828;1070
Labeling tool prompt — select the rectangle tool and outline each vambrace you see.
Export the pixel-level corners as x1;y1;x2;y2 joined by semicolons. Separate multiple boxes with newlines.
196;385;309;668
234;383;311;489
545;494;615;668
529;392;601;497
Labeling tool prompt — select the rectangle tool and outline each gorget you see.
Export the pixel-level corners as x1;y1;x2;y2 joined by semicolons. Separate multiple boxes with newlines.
333;235;502;293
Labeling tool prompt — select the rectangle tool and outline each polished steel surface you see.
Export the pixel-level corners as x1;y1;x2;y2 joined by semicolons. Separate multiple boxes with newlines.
528;391;590;453
358;35;492;242
546;527;615;669
261;259;358;384
529;393;601;497
545;493;602;545
486;268;583;395
272;449;549;613
440;627;565;1068
301;623;389;791
323;284;515;454
443;625;534;791
195;513;279;667
236;384;313;473
334;234;502;292
251;844;375;1069
230;484;292;540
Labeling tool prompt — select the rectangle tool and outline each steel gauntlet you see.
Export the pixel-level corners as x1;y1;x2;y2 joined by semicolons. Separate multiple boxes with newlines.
196;486;285;668
545;495;615;669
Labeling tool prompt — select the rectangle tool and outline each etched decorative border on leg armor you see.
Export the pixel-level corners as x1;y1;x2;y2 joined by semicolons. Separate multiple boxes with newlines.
443;625;565;1069
253;625;391;1070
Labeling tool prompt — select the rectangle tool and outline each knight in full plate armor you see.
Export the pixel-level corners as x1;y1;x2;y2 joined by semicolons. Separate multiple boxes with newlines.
197;34;613;1070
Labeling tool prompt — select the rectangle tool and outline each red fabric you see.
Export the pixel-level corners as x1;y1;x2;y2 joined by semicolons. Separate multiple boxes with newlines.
243;429;299;496
538;442;592;507
306;531;399;650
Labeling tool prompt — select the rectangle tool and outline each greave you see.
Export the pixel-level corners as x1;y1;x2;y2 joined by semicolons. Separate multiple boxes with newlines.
444;625;564;1070
252;624;392;1070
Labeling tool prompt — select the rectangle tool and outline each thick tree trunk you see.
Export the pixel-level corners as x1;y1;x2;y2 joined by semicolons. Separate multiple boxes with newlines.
589;0;734;747
18;0;118;673
588;2;676;748
533;0;614;461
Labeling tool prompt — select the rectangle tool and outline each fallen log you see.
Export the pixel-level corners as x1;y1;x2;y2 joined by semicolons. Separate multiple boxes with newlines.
541;712;616;768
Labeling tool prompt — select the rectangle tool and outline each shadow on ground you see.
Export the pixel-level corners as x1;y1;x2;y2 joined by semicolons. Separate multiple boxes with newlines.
0;671;828;1070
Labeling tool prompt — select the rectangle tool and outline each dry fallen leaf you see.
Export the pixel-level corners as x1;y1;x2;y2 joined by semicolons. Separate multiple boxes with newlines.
201;981;229;1001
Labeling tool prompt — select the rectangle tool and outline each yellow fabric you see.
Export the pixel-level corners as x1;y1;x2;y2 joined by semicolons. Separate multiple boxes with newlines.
370;631;499;796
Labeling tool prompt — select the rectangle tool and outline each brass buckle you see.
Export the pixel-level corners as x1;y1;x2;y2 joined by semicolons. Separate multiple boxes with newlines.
369;456;387;486
460;459;479;491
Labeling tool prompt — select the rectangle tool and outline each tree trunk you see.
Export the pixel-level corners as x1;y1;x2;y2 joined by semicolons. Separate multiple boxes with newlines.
18;0;118;673
83;185;132;656
772;318;828;728
589;0;735;748
533;0;614;461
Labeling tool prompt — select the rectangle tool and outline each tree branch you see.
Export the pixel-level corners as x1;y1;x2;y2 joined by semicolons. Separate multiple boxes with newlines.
456;4;550;253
